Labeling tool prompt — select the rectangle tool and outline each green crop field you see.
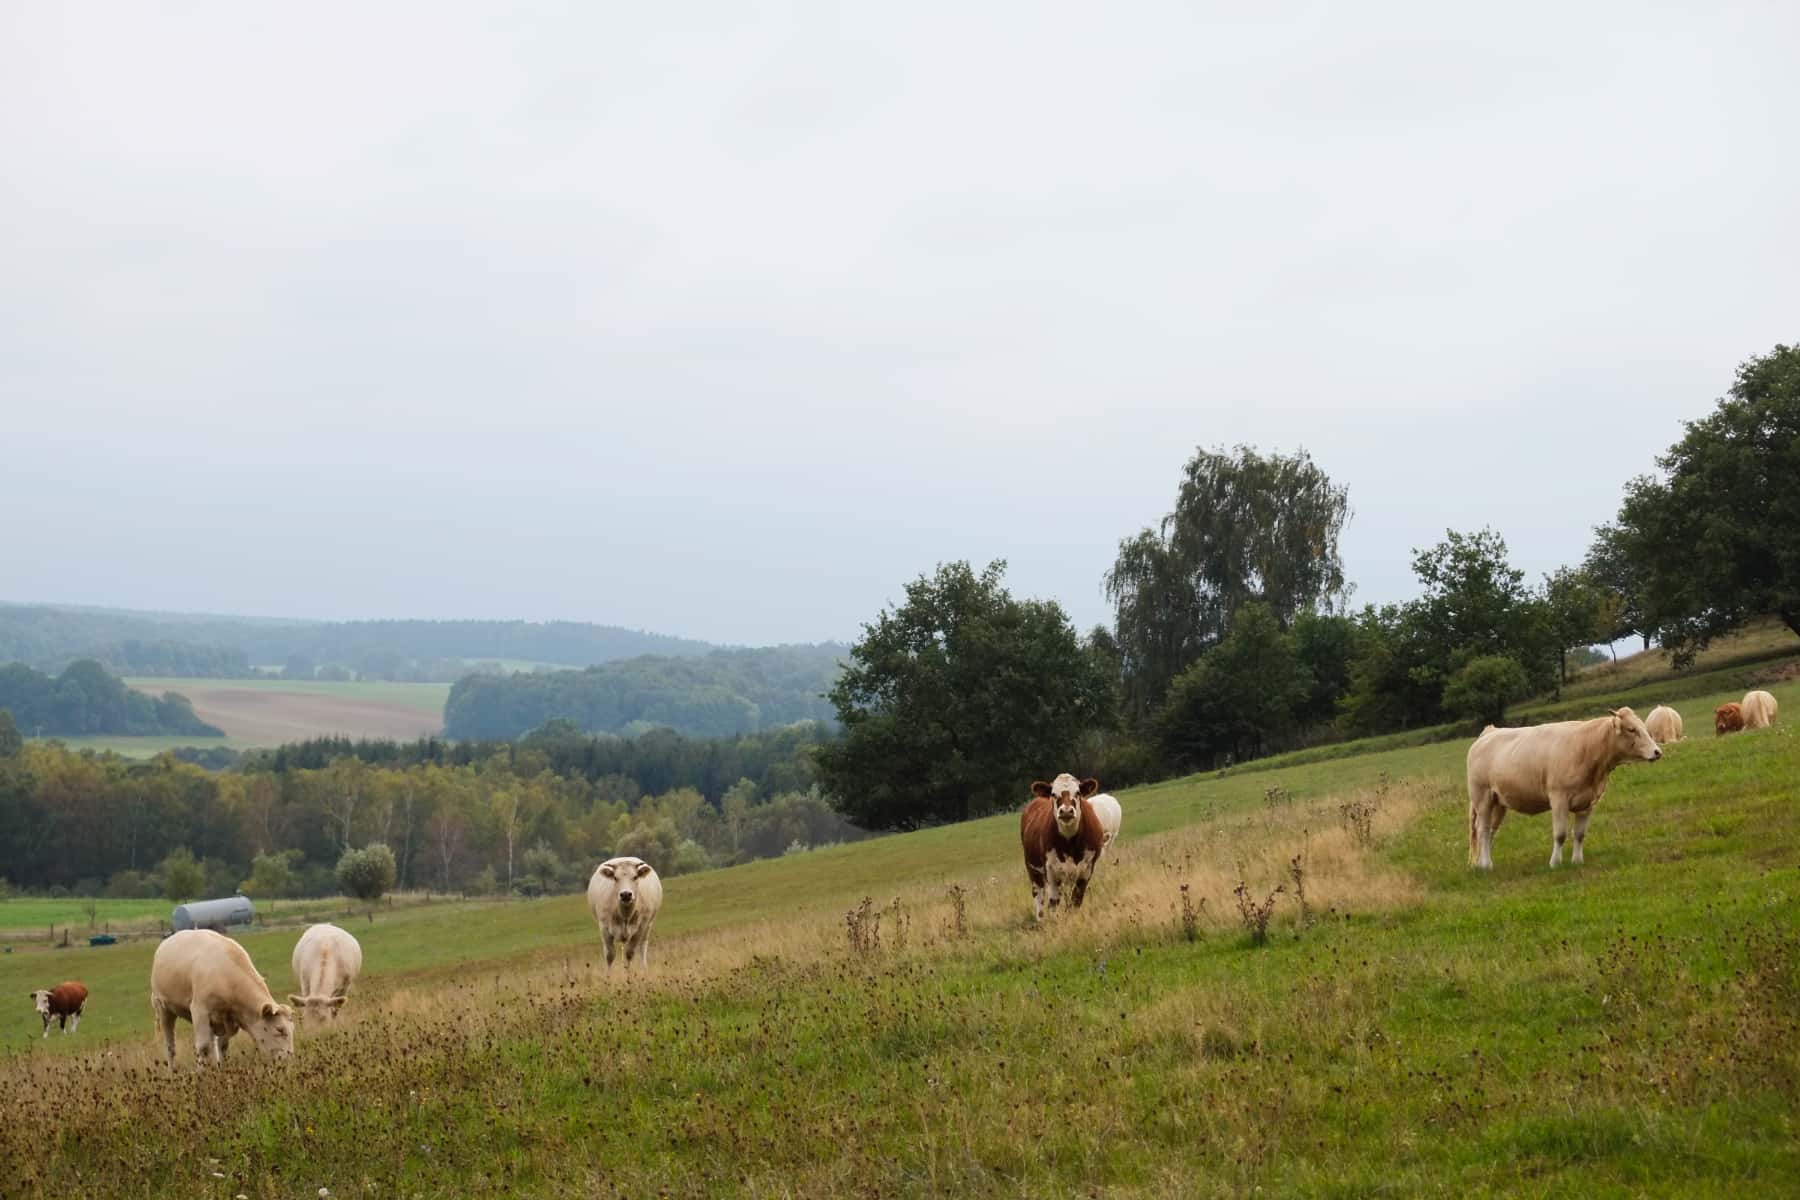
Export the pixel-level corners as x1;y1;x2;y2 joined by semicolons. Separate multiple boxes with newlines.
3;680;1795;1198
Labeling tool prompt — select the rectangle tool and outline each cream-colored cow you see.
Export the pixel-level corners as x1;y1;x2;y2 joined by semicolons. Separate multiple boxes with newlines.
288;923;363;1025
150;929;295;1069
1467;708;1662;870
1741;690;1779;729
1644;705;1684;744
588;857;663;970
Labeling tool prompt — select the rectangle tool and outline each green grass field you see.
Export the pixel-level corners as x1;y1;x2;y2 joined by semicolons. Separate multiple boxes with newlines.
3;680;1795;1197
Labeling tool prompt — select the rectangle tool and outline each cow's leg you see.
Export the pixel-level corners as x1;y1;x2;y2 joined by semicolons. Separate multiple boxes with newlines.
153;999;178;1070
1483;804;1506;870
1548;796;1570;868
602;928;617;969
1572;808;1592;866
637;933;651;970
67;1009;80;1035
190;1005;218;1068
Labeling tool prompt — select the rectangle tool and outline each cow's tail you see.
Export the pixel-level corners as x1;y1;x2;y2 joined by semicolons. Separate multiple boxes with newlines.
1467;791;1479;866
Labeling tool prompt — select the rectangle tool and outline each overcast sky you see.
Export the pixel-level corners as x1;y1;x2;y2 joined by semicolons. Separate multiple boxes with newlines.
3;2;1796;646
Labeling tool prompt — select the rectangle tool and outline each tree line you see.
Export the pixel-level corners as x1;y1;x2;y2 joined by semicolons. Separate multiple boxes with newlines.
0;712;857;899
0;608;717;682
0;661;221;738
444;644;846;740
819;343;1800;823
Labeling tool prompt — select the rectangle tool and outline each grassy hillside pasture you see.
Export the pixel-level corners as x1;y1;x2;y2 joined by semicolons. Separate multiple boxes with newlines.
122;677;449;749
2;679;1795;1197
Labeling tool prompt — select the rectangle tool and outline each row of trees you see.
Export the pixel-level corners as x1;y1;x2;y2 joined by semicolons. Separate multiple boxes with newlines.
0;660;221;737
815;344;1798;821
0;610;718;680
444;644;846;740
0;711;858;897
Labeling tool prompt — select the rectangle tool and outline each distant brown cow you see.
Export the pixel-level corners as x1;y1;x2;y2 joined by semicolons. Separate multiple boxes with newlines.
28;981;87;1038
1020;778;1107;920
1715;703;1745;736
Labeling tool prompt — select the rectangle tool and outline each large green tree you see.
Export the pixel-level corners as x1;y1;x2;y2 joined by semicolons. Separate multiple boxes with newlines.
1611;344;1800;663
1104;445;1351;720
817;561;1114;830
1154;603;1313;769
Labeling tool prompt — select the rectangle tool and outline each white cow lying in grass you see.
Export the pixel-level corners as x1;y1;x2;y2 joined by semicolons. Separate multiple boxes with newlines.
588;856;663;971
150;929;295;1069
289;923;363;1025
1466;707;1661;870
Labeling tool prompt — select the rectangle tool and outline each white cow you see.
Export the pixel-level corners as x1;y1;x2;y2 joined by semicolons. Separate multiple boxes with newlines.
288;923;363;1025
1644;705;1683;744
1741;690;1779;730
1466;708;1661;870
150;929;295;1069
587;856;663;970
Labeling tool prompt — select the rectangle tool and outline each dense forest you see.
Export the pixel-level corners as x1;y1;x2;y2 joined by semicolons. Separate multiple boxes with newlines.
0;606;715;680
0;661;220;737
0;715;851;897
444;644;847;740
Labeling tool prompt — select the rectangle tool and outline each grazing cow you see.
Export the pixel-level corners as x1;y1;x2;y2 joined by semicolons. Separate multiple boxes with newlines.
1050;773;1123;852
1644;705;1684;744
288;923;363;1025
587;856;663;970
27;981;87;1038
1715;703;1745;737
1741;690;1779;730
150;929;295;1070
1466;708;1662;870
1021;777;1108;920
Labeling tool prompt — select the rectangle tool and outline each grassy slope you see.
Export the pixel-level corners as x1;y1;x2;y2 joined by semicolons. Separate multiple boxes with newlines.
2;679;1795;1197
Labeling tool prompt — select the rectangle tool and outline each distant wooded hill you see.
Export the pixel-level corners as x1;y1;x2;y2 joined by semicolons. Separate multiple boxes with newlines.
444;644;848;740
0;603;715;680
0;660;222;737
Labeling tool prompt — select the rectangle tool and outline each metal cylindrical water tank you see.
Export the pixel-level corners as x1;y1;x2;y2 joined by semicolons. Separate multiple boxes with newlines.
170;896;255;932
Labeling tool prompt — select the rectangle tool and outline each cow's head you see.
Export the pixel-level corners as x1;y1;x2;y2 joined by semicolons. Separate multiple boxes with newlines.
1714;703;1744;736
601;859;655;909
1032;775;1099;837
1609;707;1661;762
287;993;349;1025
246;1000;295;1060
28;990;51;1018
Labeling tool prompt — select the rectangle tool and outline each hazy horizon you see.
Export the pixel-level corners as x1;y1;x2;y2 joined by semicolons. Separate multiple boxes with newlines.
5;2;1797;645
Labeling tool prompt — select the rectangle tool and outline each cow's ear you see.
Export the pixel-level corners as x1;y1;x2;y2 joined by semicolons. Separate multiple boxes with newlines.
288;994;305;1007
329;996;347;1009
635;862;654;878
261;1001;280;1019
600;864;616;879
1079;778;1100;797
1031;781;1053;798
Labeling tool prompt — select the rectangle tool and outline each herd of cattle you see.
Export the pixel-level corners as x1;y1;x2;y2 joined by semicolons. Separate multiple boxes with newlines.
18;690;1781;1066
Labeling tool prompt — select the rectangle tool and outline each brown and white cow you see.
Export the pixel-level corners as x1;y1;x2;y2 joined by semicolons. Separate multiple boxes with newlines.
1466;708;1661;869
28;981;87;1038
1021;776;1108;920
1715;702;1746;737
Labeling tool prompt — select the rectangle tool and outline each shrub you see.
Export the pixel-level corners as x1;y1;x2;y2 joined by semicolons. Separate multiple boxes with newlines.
157;848;204;903
1442;654;1531;726
336;843;397;902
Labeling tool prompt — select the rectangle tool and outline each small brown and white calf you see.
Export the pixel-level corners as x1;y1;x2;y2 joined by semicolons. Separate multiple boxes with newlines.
29;981;88;1037
1021;777;1108;920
